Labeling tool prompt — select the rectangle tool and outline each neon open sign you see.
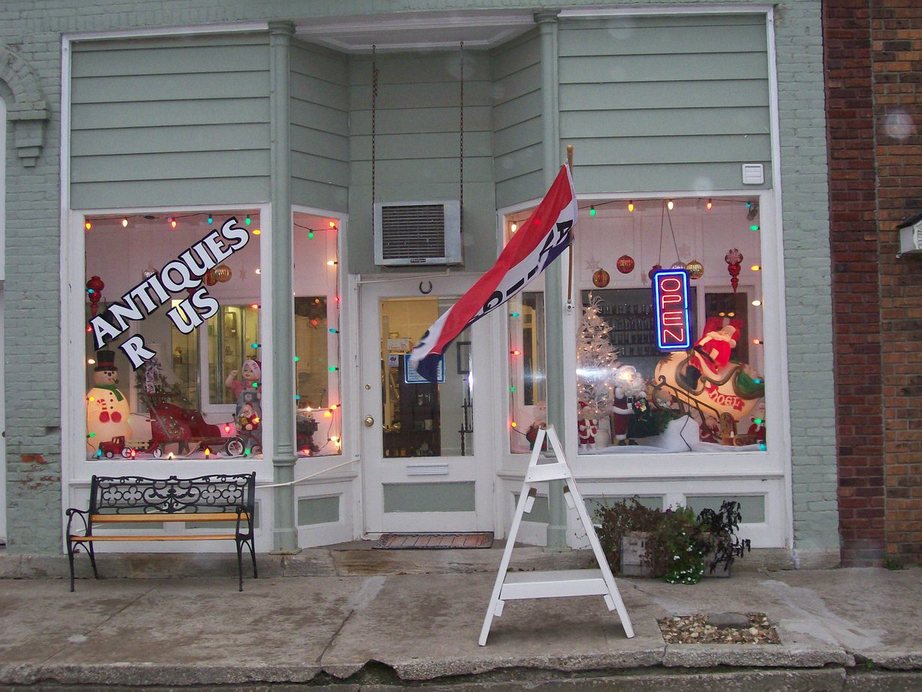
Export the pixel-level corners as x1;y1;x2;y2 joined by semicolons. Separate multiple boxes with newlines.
653;269;691;351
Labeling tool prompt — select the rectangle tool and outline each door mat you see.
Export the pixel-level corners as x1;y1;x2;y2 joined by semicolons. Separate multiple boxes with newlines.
373;532;494;550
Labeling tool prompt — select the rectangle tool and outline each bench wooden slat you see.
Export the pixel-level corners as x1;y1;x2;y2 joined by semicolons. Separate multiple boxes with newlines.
69;534;238;542
91;512;250;523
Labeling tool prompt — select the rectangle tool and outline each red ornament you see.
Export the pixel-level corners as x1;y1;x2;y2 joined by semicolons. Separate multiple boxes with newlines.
616;255;635;274
592;268;610;288
648;264;662;281
725;249;743;293
86;275;104;317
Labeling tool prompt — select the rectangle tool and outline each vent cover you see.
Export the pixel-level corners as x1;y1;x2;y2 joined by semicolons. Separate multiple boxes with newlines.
374;201;462;266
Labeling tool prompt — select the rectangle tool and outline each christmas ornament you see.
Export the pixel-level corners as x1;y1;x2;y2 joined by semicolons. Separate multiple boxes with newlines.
671;261;686;271
725;249;743;292
685;259;704;279
86;275;104;317
204;269;218;286
616;255;635;274
212;264;232;282
592;268;610;288
648;264;662;281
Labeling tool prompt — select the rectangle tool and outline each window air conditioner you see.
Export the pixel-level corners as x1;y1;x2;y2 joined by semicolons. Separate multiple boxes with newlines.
374;201;462;266
898;213;922;257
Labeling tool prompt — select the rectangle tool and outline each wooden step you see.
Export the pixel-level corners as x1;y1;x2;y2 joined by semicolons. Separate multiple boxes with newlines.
499;569;608;600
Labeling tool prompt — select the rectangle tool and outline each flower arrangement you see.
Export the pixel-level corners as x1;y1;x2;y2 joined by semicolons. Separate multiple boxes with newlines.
595;497;749;584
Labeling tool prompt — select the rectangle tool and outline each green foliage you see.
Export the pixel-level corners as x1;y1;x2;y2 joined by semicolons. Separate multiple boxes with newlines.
628;403;677;438
595;497;749;584
884;556;904;571
595;498;662;576
653;506;708;584
696;500;751;575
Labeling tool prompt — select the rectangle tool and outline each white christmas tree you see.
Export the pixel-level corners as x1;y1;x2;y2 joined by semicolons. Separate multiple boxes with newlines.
577;294;620;416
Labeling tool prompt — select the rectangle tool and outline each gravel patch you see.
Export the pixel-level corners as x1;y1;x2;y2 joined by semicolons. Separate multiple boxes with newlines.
659;612;781;644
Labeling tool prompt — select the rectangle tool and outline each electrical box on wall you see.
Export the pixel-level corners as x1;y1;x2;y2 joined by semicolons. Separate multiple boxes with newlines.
897;213;922;257
374;201;462;266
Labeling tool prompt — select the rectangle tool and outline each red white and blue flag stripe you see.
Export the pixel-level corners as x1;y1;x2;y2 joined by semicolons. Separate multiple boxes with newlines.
410;164;578;382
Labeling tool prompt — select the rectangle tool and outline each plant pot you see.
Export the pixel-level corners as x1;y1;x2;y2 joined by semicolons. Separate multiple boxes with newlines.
702;550;732;577
620;531;653;577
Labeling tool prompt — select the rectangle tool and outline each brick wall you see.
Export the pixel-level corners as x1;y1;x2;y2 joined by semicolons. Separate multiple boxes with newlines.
873;0;922;564
826;0;922;565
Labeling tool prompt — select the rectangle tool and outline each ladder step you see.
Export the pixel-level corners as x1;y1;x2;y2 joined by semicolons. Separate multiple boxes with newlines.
524;463;571;483
499;569;608;600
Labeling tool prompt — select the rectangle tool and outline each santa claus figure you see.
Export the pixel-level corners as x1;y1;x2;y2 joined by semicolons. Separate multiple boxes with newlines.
611;365;644;446
680;317;742;390
578;401;598;452
86;350;133;455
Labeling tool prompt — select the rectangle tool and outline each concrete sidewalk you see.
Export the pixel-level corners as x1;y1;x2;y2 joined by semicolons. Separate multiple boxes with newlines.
0;547;920;689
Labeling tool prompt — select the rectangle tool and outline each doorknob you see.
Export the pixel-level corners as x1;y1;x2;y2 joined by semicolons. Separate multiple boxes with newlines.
364;416;375;427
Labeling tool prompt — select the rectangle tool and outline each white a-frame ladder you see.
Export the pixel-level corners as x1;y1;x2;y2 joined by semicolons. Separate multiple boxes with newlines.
479;425;635;645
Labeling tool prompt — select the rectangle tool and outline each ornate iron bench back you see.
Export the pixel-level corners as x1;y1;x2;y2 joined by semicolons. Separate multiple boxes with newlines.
89;474;255;515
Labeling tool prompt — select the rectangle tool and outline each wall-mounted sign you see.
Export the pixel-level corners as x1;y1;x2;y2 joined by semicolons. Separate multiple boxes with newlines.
404;354;444;384
652;269;691;351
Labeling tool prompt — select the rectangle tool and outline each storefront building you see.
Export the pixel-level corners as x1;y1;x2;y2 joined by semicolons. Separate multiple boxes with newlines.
0;1;839;568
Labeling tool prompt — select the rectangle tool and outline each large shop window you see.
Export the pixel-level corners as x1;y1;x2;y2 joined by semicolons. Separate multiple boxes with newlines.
508;197;767;455
85;211;264;461
293;211;342;458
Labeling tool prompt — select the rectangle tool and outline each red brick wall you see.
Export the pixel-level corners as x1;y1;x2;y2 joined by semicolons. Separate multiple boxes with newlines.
825;0;922;565
872;0;922;563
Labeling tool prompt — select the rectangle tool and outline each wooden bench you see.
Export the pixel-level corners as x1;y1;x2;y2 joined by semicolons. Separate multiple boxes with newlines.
65;473;257;592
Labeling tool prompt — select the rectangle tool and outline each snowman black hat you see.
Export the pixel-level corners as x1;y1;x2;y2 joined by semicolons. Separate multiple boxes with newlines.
94;350;117;372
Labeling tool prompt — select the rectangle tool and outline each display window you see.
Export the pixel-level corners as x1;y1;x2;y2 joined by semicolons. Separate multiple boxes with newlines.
293;211;342;457
507;197;767;455
84;210;264;461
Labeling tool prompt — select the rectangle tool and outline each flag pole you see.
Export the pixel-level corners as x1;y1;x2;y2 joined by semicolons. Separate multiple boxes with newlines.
566;144;575;309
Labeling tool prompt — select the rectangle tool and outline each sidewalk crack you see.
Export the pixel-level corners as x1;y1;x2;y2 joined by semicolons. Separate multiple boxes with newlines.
319;575;387;665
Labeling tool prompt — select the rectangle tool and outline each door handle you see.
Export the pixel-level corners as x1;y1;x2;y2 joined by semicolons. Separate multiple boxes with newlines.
364;416;375;427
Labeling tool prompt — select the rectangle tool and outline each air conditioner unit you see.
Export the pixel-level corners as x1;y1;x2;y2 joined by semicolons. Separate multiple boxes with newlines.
898;213;922;257
374;201;462;266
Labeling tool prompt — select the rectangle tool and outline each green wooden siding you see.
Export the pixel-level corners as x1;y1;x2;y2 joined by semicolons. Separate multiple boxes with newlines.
297;496;341;526
70;33;271;209
347;50;498;274
383;482;476;513
559;15;771;194
492;29;543;209
290;40;350;211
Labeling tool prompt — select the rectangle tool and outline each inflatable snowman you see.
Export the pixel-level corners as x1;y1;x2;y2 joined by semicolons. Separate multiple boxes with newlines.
86;350;133;456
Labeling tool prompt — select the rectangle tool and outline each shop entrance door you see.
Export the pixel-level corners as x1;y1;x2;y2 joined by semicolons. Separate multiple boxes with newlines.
359;276;495;534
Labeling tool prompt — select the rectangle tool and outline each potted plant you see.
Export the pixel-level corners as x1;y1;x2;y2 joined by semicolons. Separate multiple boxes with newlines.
696;500;751;577
650;505;709;584
595;497;662;577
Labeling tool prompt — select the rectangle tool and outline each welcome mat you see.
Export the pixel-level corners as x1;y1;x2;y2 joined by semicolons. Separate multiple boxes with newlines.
373;532;494;550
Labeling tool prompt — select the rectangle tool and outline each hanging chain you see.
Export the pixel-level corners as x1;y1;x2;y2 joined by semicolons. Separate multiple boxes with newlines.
459;41;464;234
666;204;681;263
371;45;378;209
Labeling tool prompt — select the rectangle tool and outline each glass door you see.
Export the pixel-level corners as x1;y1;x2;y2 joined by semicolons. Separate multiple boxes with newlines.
360;276;494;534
